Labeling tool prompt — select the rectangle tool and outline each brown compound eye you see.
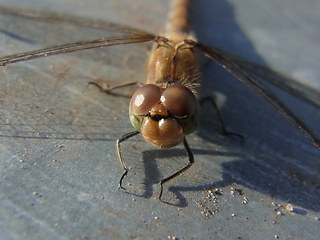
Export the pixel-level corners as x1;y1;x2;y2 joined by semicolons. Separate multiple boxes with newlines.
130;84;161;115
161;85;197;117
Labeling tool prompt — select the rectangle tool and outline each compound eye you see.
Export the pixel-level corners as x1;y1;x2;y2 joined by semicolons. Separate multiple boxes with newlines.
130;84;161;115
161;85;197;117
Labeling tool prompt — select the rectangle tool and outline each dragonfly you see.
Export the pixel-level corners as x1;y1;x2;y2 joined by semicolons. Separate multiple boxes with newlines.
0;0;319;201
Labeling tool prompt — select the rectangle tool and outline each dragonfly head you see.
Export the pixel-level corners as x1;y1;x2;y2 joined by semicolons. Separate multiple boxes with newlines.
129;84;198;148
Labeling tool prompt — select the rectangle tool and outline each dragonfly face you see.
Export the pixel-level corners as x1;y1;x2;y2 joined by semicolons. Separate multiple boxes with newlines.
129;83;198;148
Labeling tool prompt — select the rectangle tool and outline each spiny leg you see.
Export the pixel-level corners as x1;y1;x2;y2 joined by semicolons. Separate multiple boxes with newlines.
91;81;142;188
117;130;140;190
159;138;194;201
88;80;142;96
200;96;244;140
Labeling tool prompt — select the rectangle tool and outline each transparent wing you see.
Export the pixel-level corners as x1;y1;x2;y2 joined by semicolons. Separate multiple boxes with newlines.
196;43;320;148
0;5;155;65
0;34;155;65
0;5;151;34
209;50;320;110
0;7;153;140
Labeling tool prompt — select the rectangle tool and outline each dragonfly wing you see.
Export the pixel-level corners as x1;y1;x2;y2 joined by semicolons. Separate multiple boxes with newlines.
0;4;152;35
211;51;320;110
0;34;155;65
196;43;320;148
0;4;156;65
0;10;154;140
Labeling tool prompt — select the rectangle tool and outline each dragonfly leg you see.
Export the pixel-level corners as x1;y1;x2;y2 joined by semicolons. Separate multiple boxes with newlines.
159;138;194;201
116;130;140;190
200;96;244;141
88;80;142;97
